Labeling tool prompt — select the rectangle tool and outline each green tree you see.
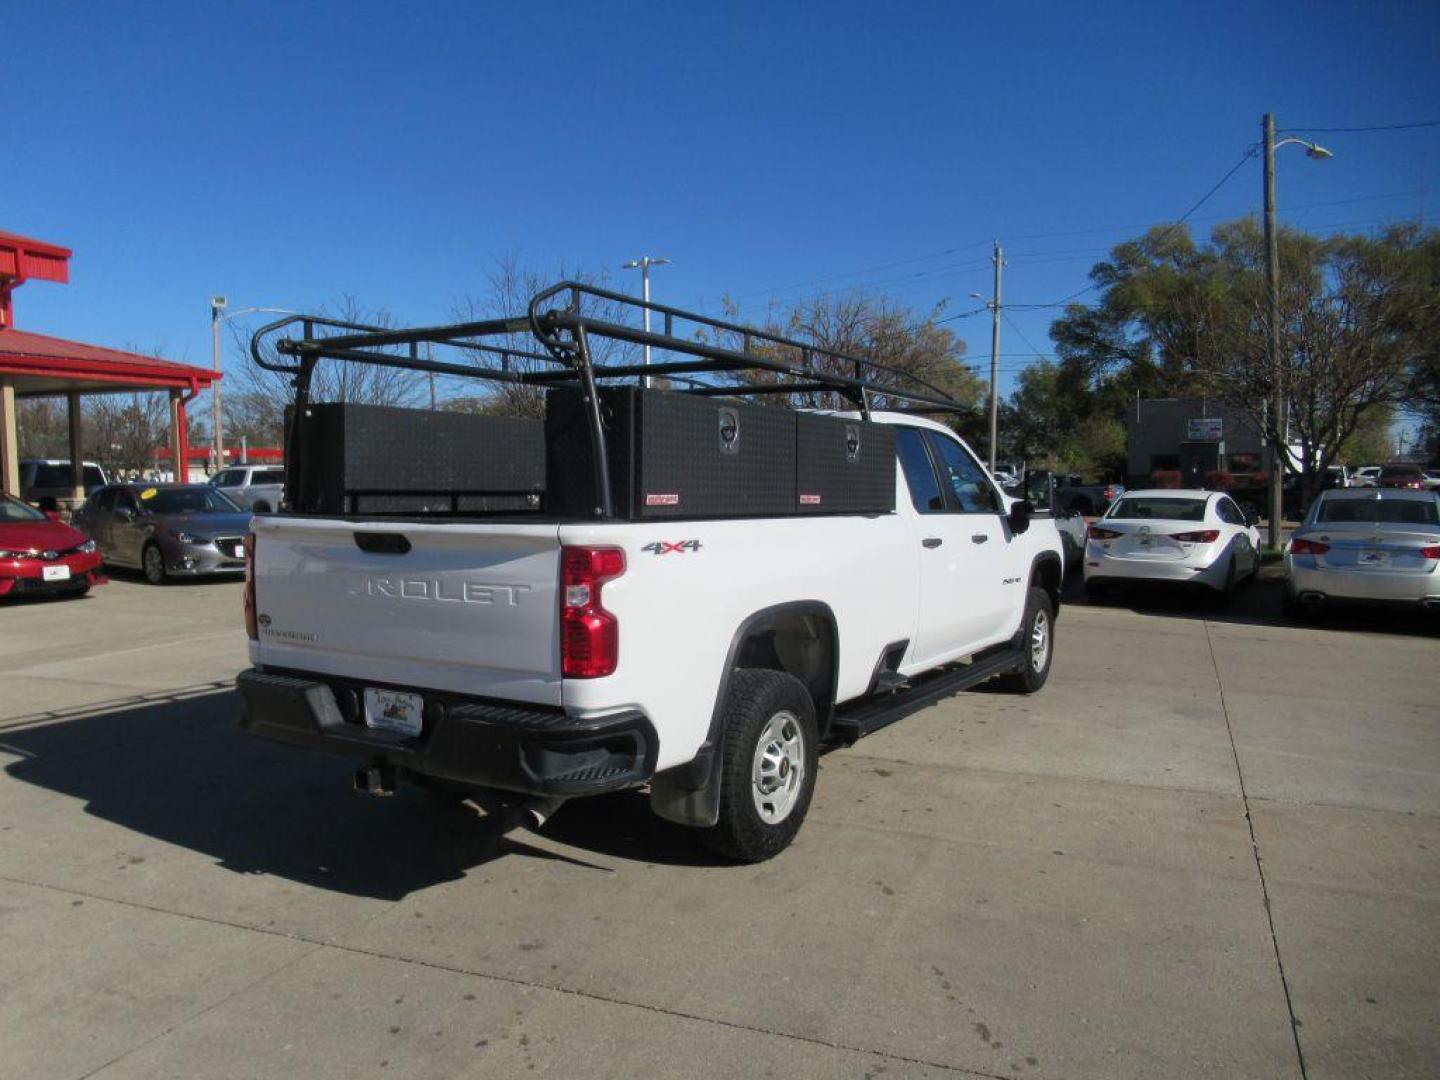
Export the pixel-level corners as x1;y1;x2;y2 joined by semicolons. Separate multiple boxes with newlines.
1047;217;1437;500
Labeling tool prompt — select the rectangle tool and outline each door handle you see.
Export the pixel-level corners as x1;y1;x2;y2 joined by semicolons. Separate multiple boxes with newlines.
922;537;943;549
971;534;989;544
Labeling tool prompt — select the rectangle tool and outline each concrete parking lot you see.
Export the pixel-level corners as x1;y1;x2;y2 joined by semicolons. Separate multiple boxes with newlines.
1;573;1436;1079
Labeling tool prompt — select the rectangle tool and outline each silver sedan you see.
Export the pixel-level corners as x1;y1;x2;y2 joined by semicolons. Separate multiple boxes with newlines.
73;484;253;585
1284;489;1440;618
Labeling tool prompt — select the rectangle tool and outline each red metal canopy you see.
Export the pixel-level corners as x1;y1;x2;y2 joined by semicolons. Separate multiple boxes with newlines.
0;327;218;395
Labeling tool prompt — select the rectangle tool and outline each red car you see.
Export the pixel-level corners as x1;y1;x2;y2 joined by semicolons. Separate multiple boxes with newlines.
0;493;106;599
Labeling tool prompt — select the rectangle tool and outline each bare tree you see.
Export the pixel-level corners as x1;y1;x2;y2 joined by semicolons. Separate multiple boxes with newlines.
700;291;981;421
231;295;425;434
446;254;639;418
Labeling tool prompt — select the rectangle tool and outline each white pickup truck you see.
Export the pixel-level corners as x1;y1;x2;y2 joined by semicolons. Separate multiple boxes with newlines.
236;287;1063;862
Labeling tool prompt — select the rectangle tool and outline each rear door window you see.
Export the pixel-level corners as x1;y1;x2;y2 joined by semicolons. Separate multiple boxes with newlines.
895;428;945;514
1216;498;1244;525
255;469;285;484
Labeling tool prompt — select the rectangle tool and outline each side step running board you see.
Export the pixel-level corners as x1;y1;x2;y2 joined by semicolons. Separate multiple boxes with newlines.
826;646;1024;746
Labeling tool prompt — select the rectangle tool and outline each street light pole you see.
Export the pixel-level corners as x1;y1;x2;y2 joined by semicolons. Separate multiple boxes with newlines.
1261;114;1332;549
971;241;1005;473
622;256;671;389
207;302;297;476
210;296;227;473
987;240;1003;474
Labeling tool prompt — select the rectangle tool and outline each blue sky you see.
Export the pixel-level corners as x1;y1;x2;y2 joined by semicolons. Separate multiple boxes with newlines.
7;0;1439;414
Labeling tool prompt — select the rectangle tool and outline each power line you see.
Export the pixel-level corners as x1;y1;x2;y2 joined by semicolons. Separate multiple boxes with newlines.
1001;311;1048;359
1007;144;1262;310
1280;119;1440;133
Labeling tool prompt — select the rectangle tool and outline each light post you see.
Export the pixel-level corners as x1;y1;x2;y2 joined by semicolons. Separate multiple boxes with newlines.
1262;114;1332;548
970;240;1004;473
209;301;298;474
210;296;226;472
621;256;671;388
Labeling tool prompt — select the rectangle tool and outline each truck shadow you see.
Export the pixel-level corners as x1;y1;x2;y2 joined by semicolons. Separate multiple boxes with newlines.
0;687;722;902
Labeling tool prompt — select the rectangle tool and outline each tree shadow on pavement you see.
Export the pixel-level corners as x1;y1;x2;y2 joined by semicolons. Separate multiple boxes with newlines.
0;687;722;902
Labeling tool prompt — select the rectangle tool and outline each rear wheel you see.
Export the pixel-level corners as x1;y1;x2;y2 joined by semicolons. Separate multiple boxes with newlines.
142;543;168;585
1211;556;1237;609
703;669;818;864
997;586;1054;693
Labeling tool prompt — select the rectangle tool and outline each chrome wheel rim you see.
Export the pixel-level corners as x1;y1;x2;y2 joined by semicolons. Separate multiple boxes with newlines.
751;710;805;824
1030;610;1050;672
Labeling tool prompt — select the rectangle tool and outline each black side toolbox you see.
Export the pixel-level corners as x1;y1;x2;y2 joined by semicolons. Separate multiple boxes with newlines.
546;388;796;519
292;403;545;515
794;413;896;514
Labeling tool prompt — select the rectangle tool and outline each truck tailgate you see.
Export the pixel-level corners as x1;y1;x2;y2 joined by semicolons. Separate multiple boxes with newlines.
250;517;562;704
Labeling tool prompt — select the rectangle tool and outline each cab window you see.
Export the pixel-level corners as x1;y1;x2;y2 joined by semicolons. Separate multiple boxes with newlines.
923;432;1002;514
895;428;945;514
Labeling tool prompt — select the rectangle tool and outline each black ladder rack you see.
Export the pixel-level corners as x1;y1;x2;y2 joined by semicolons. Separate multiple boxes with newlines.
250;281;972;520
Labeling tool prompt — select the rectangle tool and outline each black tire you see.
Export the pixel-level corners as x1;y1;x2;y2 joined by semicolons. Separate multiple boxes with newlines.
703;669;818;864
996;586;1055;694
142;542;168;585
1211;556;1237;609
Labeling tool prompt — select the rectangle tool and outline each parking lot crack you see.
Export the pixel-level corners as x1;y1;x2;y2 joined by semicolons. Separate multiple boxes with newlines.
1203;619;1309;1080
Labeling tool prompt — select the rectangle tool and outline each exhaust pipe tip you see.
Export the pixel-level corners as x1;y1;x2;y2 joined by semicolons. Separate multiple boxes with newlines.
518;795;568;830
353;764;397;797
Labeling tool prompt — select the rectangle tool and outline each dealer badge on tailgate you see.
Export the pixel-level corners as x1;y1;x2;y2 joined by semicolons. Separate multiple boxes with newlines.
363;688;423;737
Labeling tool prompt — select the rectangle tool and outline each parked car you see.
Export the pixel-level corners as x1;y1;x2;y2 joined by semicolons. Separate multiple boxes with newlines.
1024;470;1087;572
73;484;252;585
1378;464;1428;490
1083;489;1260;603
1351;465;1382;487
1283;489;1440;618
209;465;285;512
1053;474;1124;517
0;493;105;599
19;459;109;509
1325;465;1352;489
1423;468;1440;492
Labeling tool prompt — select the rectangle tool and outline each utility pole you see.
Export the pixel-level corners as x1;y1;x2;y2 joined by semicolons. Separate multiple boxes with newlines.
1262;114;1284;549
210;296;227;474
622;256;671;388
987;241;1004;473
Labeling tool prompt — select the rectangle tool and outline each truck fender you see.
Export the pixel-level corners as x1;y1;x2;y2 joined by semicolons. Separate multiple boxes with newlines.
1029;551;1063;622
650;600;837;828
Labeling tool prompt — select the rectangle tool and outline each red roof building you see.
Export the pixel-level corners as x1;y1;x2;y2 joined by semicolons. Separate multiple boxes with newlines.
1;230;220;501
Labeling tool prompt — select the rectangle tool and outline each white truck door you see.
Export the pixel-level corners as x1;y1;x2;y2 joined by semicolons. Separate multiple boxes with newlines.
897;428;1015;665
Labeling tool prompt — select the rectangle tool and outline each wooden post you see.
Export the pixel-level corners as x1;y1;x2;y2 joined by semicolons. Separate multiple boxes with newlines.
67;390;84;503
0;378;19;498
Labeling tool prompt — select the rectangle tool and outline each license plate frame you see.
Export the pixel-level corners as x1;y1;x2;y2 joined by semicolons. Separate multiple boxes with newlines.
363;688;424;737
41;564;71;582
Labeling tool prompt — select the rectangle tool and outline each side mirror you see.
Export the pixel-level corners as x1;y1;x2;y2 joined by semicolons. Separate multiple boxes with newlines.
115;507;135;521
44;510;62;522
1008;499;1033;535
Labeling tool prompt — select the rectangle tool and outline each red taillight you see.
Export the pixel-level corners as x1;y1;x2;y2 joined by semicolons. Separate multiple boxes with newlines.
1290;538;1330;556
1088;525;1122;540
243;533;257;640
561;546;625;678
1172;529;1221;543
1421;544;1440;559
